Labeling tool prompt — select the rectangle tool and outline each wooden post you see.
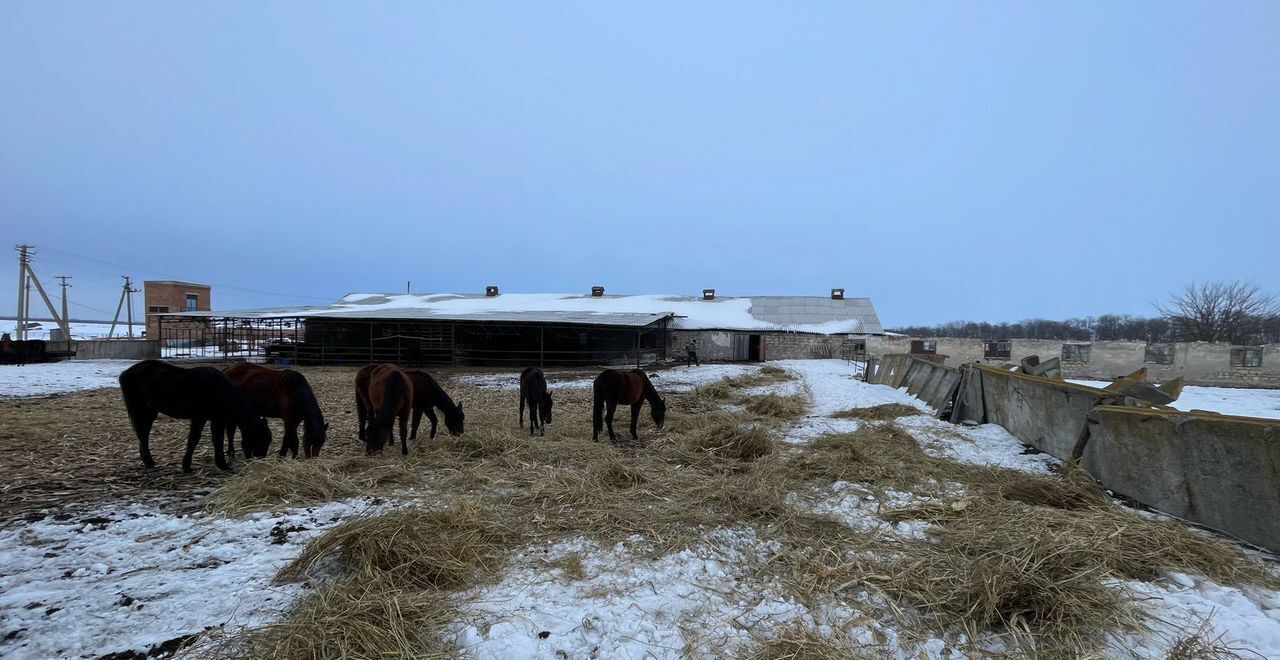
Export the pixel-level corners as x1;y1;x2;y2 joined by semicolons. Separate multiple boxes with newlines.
14;245;30;340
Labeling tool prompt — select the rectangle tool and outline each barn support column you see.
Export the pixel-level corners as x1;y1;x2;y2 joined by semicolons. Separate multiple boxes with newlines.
635;329;641;368
450;323;457;367
539;327;545;368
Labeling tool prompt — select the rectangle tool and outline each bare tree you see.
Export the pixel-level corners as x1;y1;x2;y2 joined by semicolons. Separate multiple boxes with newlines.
1156;281;1279;344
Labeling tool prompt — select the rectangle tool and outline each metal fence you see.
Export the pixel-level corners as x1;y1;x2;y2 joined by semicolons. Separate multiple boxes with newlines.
157;315;669;367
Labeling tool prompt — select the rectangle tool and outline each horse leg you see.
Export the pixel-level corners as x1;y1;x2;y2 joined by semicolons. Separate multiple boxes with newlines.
284;419;301;459
425;409;439;439
182;418;206;473
225;422;238;461
123;395;159;468
630;402;642;439
399;412;410;456
410;407;424;441
605;401;618;442
592;391;604;441
519;393;526;429
356;392;367;443
529;403;538;437
211;418;230;472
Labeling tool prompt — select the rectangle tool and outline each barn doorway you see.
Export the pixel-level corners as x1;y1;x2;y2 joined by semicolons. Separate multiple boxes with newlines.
732;333;764;361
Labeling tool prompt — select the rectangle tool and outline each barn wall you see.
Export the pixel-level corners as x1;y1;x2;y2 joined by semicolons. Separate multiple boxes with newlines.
667;330;864;361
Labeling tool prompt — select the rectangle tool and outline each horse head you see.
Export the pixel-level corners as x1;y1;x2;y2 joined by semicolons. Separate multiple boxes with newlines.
539;392;553;425
305;420;329;458
445;401;465;436
650;397;666;429
244;417;272;458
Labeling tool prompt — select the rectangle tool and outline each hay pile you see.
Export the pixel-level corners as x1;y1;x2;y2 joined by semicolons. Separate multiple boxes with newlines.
667;411;774;462
207;457;421;515
830;403;924;421
745;393;809;419
279;505;517;588
202;577;458;659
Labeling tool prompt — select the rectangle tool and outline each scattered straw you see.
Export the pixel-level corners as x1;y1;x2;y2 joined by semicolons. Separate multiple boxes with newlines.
747;625;883;660
207;457;420;515
1163;620;1246;660
830;403;924;421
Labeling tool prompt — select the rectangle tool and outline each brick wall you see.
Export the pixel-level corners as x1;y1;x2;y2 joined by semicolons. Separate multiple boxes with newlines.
144;281;211;338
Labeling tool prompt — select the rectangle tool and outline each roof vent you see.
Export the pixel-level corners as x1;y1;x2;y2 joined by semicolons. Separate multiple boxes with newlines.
591;286;605;297
702;288;715;300
831;288;845;300
485;285;499;297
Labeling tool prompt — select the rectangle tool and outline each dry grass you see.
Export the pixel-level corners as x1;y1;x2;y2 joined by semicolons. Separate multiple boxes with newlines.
830;403;924;421
744;393;809;419
197;577;458;659
207;457;421;515
694;367;793;401
747;625;884;660
1164;620;1247;660
868;498;1278;655
279;504;517;589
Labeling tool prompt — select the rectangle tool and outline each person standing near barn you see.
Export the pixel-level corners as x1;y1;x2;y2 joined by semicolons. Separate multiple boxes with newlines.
685;339;700;367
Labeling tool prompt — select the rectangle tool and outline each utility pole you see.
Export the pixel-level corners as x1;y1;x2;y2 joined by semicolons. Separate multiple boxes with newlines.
125;276;137;338
108;276;139;339
13;245;64;340
15;244;30;340
56;276;71;340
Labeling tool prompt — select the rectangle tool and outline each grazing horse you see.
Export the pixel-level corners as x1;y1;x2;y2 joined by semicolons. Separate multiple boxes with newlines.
223;363;329;459
118;360;271;472
1;333;47;365
519;367;553;436
356;363;414;455
406;370;465;440
592;369;666;443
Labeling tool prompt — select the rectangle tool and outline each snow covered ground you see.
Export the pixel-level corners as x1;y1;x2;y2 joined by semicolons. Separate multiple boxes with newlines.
455;363;764;393
1071;379;1280;420
1;360;1277;658
0;499;388;659
0;360;133;398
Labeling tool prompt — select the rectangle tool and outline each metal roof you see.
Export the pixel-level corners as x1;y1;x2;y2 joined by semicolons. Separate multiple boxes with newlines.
158;292;883;334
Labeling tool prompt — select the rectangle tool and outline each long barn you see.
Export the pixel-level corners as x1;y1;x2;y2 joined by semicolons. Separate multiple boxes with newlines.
155;288;883;366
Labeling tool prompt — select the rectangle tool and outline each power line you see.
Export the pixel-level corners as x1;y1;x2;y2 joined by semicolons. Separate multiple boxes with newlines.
36;246;334;302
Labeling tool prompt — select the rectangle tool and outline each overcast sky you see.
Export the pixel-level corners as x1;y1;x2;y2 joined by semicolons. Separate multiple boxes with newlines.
2;2;1277;327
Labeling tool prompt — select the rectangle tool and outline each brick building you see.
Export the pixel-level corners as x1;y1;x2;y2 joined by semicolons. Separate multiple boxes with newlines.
145;280;211;338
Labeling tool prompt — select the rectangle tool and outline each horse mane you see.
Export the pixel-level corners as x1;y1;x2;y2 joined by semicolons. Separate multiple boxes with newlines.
284;370;325;431
417;371;460;415
630;369;663;405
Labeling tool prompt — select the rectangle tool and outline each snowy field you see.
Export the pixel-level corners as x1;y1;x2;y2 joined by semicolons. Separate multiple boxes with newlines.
0;360;133;398
0;361;1278;658
1071;379;1280;420
2;319;141;340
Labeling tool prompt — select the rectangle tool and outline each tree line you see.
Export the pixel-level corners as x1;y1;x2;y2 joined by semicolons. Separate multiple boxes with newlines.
889;281;1280;345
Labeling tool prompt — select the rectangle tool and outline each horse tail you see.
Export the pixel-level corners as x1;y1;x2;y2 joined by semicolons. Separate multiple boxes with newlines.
379;371;406;428
592;374;605;438
118;364;158;467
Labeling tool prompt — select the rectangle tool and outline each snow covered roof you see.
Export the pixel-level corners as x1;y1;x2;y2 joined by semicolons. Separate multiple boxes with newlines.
163;292;884;334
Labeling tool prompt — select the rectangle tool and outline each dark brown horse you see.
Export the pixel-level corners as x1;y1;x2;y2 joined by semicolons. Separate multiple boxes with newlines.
119;360;271;472
406;370;465;440
356;363;414;455
519;367;553;436
1;332;47;365
223;363;328;458
592;369;666;442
